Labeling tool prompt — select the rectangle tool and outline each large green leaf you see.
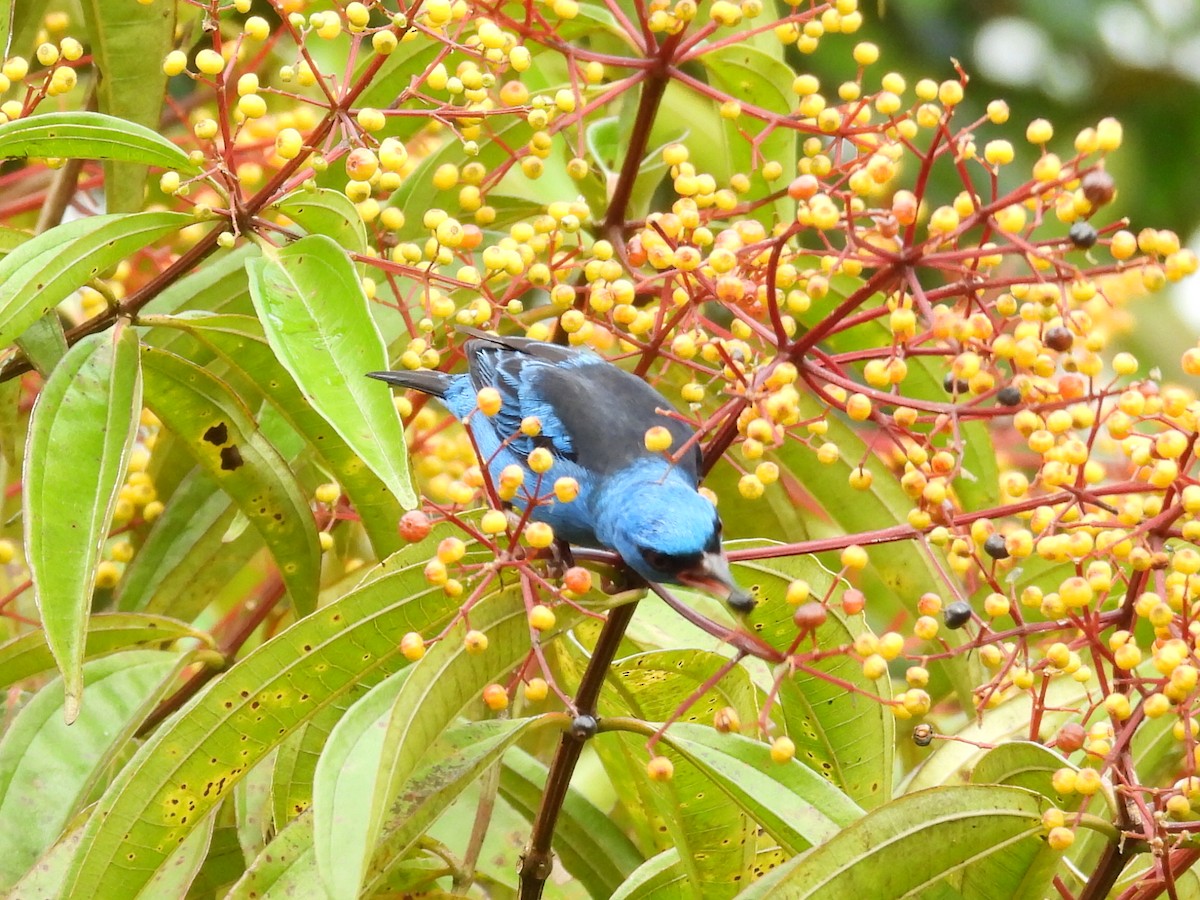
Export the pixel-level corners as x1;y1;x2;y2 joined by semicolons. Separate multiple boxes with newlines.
60;528;474;897
246;235;417;511
80;0;177;211
316;587;545;899
658;724;863;855
732;551;895;809
499;747;645;897
0;650;183;888
740;786;1052;899
139;345;321;616
139;312;403;558
0;211;191;350
23;327;142;720
0;112;196;174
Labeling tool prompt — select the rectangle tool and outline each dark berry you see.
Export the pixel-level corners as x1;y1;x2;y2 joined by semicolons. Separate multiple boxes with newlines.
1056;722;1085;753
1044;326;1073;352
996;385;1022;407
912;724;935;747
983;533;1010;560
570;715;598;740
944;600;972;629
943;373;970;394
1081;169;1115;207
1068;221;1098;249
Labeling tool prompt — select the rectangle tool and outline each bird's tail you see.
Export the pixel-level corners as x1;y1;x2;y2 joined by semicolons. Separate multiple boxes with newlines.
366;369;454;398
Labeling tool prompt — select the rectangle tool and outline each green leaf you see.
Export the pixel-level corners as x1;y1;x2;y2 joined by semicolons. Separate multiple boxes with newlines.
80;0;177;211
139;345;321;616
0;211;191;350
971;741;1073;802
0;650;182;888
602;650;758;892
0;612;205;690
15;313;67;375
114;468;259;616
315;587;537;899
740;785;1052;899
0;112;197;174
499;747;645;897
225;809;318;899
658;724;863;855
140;312;403;559
361;718;543;895
246;235;417;511
60;529;477;897
272;188;368;259
731;551;895;809
23;327;142;720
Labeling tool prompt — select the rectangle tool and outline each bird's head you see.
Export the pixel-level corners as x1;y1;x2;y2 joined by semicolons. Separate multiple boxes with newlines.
594;476;753;613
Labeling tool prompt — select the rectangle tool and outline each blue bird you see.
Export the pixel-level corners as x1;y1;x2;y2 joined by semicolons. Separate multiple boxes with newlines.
368;329;752;611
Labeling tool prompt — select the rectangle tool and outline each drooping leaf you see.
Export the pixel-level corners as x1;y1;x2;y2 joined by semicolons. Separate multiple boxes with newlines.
23;327;142;720
246;235;417;511
0;111;197;174
79;0;178;211
740;785;1052;899
0;212;191;350
0;612;205;690
60;527;479;897
113;468;258;616
139;345;321;616
0;650;183;888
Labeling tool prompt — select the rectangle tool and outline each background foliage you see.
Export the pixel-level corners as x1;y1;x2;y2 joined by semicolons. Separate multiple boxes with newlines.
0;0;1199;898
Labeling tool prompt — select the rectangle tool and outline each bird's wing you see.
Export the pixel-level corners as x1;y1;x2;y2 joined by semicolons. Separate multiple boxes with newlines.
461;334;699;482
523;354;702;481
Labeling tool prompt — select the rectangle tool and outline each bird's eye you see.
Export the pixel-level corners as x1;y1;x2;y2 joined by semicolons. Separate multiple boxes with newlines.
641;548;672;571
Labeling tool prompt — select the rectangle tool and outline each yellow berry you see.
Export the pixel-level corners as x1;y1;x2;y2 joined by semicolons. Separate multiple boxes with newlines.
524;678;549;702
646;756;674;781
480;509;508;535
399;632;426;660
644;425;673;452
770;735;796;763
528;604;556;631
476;387;503;416
464;630;489;654
195;48;225;76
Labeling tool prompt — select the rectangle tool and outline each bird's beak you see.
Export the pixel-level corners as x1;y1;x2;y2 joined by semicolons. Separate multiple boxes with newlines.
678;551;755;614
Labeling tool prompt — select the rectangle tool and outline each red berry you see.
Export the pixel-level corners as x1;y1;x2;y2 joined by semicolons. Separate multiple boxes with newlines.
398;510;432;542
1056;723;1085;753
563;566;592;593
841;589;865;615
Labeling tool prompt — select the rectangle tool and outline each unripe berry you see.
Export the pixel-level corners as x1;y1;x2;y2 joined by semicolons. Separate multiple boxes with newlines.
523;678;549;702
195;48;225;76
525;522;555;549
464;630;489;654
644;425;673;452
646;756;674;781
162;50;187;76
480;510;508;535
770;736;796;763
400;632;426;661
